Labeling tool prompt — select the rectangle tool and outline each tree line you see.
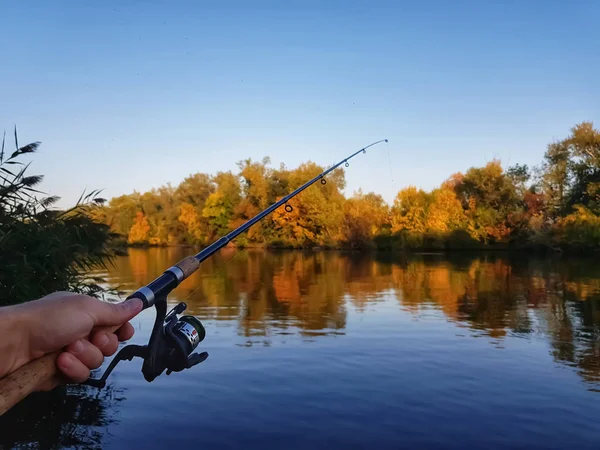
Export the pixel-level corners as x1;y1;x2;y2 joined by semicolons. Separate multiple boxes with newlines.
96;122;600;251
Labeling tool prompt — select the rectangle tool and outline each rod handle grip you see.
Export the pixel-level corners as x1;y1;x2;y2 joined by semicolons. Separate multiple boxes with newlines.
0;352;58;416
0;324;120;416
174;256;200;279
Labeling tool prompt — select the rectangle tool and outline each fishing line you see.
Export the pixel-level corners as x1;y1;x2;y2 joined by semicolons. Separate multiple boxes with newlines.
384;140;395;223
386;139;394;186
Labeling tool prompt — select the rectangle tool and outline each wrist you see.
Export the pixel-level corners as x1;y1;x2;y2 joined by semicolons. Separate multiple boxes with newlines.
0;304;34;378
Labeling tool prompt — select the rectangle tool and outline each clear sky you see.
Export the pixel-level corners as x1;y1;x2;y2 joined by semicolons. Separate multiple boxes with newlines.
1;0;598;206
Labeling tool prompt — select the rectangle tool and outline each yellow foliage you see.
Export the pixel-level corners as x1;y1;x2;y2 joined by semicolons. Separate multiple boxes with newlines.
343;191;389;245
272;197;317;245
178;203;204;243
425;188;466;233
128;211;150;244
391;186;428;233
553;205;600;246
557;205;600;227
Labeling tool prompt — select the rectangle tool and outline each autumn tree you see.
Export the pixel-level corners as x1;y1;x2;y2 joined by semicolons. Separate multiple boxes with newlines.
563;122;600;212
139;187;183;245
390;186;428;234
271;163;346;247
175;173;214;210
342;191;390;248
538;122;600;217
235;157;273;243
506;164;531;197
425;187;466;233
128;211;150;244
104;193;140;237
178;202;205;244
95;121;600;252
453;160;521;243
202;171;241;238
540;141;571;217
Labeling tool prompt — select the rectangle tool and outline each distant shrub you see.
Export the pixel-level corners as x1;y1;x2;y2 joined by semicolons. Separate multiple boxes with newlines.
444;229;480;249
267;238;290;249
553;205;600;249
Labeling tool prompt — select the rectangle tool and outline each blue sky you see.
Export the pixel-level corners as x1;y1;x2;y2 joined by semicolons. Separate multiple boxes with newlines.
1;0;598;206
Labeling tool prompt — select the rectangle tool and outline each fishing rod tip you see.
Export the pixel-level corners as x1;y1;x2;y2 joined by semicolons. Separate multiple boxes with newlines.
384;139;388;143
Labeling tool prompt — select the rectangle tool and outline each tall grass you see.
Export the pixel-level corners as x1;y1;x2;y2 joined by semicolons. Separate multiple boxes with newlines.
0;128;117;305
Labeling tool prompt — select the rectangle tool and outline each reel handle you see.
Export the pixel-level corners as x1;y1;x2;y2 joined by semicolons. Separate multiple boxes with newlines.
0;324;120;416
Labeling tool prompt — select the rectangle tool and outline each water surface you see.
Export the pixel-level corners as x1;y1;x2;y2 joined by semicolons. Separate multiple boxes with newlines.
2;249;600;449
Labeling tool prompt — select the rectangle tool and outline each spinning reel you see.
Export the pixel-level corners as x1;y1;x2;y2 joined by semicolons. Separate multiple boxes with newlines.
85;297;208;388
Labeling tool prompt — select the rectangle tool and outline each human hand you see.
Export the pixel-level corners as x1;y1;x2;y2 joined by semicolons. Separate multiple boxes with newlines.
0;292;143;388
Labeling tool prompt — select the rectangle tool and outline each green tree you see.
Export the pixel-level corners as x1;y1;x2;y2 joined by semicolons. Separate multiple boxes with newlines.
564;122;600;212
175;173;214;209
540;141;571;217
453;160;521;243
539;122;600;216
202;171;241;238
506;163;530;196
235;157;272;243
102;193;140;237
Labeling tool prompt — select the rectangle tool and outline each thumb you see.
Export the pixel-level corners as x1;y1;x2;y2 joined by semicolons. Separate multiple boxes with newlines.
90;298;143;327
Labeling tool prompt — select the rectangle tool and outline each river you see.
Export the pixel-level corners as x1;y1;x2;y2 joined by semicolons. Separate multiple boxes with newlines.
2;248;600;449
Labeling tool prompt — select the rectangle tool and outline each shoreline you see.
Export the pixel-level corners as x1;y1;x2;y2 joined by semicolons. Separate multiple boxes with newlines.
119;241;600;256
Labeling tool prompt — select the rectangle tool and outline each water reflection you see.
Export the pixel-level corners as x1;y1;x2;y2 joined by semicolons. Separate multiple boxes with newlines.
4;249;600;449
0;384;123;449
110;248;600;387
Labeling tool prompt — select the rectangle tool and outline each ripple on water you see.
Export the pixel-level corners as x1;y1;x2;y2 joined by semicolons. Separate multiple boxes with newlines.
6;250;600;450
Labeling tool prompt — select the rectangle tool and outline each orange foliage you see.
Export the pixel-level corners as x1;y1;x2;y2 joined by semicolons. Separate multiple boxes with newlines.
128;212;150;244
391;186;428;233
178;203;204;243
426;188;466;233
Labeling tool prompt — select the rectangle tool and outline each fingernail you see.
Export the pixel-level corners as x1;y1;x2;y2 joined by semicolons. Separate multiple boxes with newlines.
123;298;142;311
71;340;84;354
97;334;109;348
59;353;73;369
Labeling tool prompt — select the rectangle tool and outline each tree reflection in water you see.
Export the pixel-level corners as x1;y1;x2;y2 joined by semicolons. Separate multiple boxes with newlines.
0;384;123;449
3;249;600;448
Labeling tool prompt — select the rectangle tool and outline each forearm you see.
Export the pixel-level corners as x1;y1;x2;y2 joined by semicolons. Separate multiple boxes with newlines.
0;304;32;378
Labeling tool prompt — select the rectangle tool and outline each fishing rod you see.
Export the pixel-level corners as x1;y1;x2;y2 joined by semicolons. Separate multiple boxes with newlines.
128;138;389;311
0;139;387;413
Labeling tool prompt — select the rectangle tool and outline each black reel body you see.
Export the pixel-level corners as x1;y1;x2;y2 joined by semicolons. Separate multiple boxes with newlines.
85;299;208;388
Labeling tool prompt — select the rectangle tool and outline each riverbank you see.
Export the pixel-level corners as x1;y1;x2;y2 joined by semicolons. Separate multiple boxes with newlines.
117;236;600;256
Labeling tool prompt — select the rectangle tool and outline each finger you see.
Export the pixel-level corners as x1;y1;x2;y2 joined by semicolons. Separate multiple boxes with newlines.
116;322;135;341
88;298;143;327
56;352;91;383
65;339;104;370
90;331;119;356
